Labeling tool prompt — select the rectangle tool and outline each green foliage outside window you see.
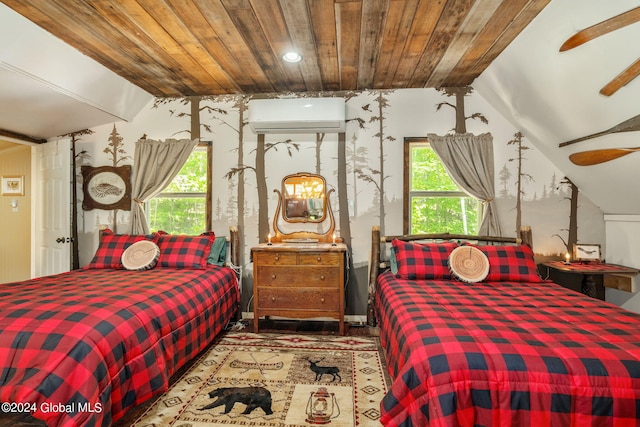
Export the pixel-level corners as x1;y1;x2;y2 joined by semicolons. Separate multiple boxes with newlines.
148;149;208;234
409;144;479;235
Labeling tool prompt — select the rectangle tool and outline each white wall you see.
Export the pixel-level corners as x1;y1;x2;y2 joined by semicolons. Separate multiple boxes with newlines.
604;215;640;312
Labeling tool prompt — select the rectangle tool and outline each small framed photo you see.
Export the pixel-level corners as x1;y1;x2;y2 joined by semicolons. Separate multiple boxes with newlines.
573;243;601;262
1;176;24;196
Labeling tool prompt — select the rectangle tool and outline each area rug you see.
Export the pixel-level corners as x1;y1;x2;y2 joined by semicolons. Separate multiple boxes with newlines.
132;332;389;426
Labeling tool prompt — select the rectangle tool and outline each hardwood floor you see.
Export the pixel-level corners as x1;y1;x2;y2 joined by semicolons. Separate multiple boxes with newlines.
1;320;379;427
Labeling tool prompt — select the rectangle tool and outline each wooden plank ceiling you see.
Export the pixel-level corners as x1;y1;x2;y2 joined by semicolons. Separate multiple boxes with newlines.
1;0;551;98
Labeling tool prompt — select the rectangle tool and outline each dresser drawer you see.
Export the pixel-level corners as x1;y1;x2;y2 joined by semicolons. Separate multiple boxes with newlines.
604;274;635;292
299;252;341;266
256;265;341;287
257;288;341;310
253;252;298;265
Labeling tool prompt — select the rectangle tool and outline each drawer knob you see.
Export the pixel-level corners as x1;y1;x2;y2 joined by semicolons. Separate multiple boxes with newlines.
275;255;280;261
271;296;276;302
271;274;277;280
317;256;321;262
321;297;325;303
320;275;325;280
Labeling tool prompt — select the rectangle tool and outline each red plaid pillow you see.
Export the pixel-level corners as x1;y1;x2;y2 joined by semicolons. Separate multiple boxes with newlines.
156;231;215;269
85;229;150;269
392;239;458;280
475;244;542;282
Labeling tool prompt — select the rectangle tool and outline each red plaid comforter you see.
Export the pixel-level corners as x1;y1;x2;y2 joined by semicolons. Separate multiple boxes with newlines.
0;266;238;427
375;270;640;427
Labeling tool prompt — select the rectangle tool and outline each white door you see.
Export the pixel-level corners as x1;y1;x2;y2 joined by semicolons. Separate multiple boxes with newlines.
35;138;71;277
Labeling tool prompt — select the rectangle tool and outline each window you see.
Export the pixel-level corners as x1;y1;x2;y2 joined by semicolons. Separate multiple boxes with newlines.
404;138;480;235
147;144;211;234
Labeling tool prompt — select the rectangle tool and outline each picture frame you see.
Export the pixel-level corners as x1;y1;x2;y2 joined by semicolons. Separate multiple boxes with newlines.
573;243;601;262
81;165;132;211
1;175;24;196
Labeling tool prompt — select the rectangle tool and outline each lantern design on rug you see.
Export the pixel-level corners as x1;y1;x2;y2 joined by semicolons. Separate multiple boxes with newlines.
305;387;340;424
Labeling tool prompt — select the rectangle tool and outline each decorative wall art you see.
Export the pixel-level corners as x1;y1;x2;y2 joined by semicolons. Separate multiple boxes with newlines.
81;165;131;210
1;176;24;196
573;243;602;262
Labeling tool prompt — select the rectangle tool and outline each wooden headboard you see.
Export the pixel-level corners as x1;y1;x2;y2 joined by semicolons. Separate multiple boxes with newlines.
366;226;533;325
227;225;240;268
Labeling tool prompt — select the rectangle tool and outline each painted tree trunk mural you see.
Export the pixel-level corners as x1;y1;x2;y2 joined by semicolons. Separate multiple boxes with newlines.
348;134;358;217
315;132;325;235
64;129;94;270
356;91;394;235
454;89;467;133
104;125;131;232
189;96;201;140
436;86;488;133
554;177;579;255
567;179;578;254
507;132;534;235
338;132;351;247
375;92;388;234
256;133;268;242
315;133;324;175
235;97;247;267
225;133;299;243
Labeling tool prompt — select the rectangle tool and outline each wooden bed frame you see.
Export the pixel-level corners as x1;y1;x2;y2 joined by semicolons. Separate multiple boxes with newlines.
366;225;533;326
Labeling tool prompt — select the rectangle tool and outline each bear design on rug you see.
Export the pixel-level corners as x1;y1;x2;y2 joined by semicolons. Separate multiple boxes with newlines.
307;358;341;382
199;386;273;415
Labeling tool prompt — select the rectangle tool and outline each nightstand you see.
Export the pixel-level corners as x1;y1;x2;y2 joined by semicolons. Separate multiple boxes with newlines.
541;261;639;299
251;243;346;335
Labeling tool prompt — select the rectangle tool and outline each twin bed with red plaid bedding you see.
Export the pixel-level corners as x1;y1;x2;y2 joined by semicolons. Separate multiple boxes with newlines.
0;266;238;427
375;270;640;426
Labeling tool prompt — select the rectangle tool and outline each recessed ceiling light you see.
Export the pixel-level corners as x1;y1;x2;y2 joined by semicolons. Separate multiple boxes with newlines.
282;51;302;63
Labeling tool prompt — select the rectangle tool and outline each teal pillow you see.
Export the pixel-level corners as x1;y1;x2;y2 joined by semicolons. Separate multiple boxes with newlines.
390;246;398;274
207;237;227;266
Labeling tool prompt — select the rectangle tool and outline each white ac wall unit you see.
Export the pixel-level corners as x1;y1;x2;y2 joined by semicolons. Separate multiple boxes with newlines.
248;97;345;134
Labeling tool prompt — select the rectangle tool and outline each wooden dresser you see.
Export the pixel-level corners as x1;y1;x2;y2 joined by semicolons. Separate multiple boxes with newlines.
251;242;347;335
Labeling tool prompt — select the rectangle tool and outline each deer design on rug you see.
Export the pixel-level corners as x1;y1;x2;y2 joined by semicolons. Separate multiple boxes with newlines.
307;358;341;382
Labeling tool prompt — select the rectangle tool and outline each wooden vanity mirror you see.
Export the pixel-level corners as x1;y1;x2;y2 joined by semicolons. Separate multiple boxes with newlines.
271;172;338;243
282;173;326;222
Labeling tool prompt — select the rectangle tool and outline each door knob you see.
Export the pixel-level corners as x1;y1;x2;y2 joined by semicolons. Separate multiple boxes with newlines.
56;237;65;243
56;237;72;243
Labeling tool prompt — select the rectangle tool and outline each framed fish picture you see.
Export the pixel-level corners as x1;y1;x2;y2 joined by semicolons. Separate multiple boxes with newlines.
81;165;132;211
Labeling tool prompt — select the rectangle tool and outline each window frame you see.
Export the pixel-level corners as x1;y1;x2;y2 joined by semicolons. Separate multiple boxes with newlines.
146;141;212;232
403;137;481;235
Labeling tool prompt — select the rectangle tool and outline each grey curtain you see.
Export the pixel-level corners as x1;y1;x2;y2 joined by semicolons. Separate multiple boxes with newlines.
427;132;502;236
130;138;199;234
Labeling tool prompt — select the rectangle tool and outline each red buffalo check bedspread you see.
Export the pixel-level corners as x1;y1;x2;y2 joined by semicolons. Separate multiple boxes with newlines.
0;266;238;427
375;270;640;427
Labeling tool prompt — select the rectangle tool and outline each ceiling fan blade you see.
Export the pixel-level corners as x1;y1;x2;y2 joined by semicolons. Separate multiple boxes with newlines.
559;113;640;147
560;6;640;51
600;57;640;96
569;147;640;166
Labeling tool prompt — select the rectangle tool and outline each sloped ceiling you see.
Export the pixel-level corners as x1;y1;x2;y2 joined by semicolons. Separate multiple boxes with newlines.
0;5;152;141
475;0;640;215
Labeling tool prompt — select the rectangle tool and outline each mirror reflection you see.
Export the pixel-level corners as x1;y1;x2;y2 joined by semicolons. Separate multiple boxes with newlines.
282;174;326;222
